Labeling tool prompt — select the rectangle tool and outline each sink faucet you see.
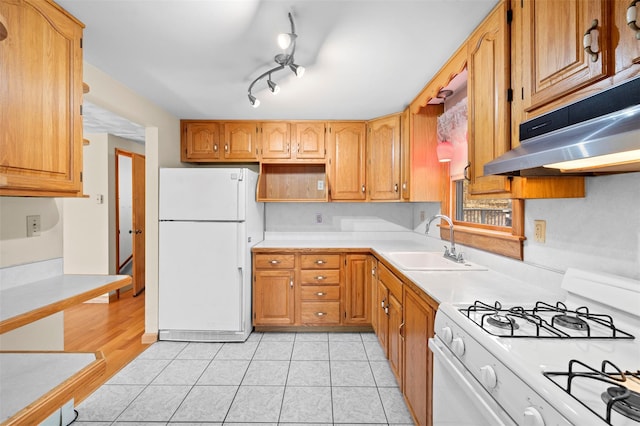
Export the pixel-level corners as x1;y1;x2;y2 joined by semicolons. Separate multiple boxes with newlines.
425;214;464;263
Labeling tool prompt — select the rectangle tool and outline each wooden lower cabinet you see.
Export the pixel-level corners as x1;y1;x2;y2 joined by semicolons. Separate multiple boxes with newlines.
253;270;295;325
403;285;436;426
252;250;371;329
376;263;404;387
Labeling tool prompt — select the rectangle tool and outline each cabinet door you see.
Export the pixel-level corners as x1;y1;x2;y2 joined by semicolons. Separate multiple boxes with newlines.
0;0;83;196
387;291;403;387
614;0;640;73
403;287;435;426
376;280;389;353
467;1;512;196
253;270;295;325
344;254;372;325
223;122;258;160
260;122;291;160
522;0;609;111
182;122;221;161
367;115;401;200
370;259;379;334
328;122;367;200
294;122;326;159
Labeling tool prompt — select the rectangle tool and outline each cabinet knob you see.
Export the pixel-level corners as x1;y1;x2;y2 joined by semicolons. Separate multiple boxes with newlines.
315;312;326;317
290;278;294;288
224;144;229;152
628;0;640;39
315;259;326;264
213;144;218;152
361;184;366;193
314;275;326;280
394;183;398;192
316;292;326;296
269;260;280;264
582;19;600;62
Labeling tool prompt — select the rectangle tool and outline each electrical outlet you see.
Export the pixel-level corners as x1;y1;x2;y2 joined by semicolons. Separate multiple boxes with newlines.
420;210;426;222
534;220;546;243
315;213;323;224
317;180;324;191
27;215;41;237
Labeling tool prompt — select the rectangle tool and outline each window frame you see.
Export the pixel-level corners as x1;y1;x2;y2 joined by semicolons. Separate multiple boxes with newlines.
440;165;525;260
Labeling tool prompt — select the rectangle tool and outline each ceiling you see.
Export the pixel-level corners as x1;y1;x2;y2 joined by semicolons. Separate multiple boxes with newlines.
58;0;498;137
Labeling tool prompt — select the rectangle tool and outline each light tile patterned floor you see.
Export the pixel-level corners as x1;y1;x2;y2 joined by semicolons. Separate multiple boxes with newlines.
74;332;415;425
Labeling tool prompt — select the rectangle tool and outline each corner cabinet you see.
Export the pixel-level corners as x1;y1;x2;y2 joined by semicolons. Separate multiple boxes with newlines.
0;0;85;197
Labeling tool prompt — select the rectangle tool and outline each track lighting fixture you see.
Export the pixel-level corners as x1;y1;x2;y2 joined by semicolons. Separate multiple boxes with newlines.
247;12;305;107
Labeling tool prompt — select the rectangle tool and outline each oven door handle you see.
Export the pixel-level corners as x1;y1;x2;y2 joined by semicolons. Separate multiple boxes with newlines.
429;338;516;426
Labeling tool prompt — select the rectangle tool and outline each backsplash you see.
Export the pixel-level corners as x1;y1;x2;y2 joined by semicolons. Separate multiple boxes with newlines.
264;173;640;280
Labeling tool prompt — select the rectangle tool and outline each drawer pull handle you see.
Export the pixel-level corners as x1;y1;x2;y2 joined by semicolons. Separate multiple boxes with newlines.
269;260;281;264
315;312;326;317
315;260;326;265
315;276;326;280
316;292;326;296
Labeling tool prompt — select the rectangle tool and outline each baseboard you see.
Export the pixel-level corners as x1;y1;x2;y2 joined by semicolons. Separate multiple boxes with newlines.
141;332;158;344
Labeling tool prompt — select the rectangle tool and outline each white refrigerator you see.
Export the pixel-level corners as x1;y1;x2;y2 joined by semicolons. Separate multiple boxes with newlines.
158;167;264;342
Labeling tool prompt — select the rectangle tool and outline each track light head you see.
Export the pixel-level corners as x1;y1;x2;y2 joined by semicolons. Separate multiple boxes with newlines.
267;79;280;95
277;33;297;50
290;64;305;78
248;93;260;108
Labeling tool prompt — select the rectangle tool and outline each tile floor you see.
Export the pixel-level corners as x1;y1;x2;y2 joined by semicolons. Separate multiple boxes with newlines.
74;332;415;425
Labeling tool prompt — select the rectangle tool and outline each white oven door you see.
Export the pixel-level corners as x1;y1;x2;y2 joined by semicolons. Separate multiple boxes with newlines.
429;338;516;426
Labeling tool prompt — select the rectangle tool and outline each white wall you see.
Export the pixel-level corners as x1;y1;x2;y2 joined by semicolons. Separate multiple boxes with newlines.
83;62;181;337
63;134;145;275
0;197;63;268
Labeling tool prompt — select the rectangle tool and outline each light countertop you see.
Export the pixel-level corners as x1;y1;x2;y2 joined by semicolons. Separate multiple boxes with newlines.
256;234;564;306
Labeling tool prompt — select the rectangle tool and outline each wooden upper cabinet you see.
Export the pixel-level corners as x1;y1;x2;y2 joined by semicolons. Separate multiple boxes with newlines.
467;0;512;196
181;121;221;161
367;115;401;201
0;0;84;196
327;121;367;201
223;121;258;160
613;0;640;75
260;121;326;161
521;0;610;112
293;122;326;159
260;122;291;160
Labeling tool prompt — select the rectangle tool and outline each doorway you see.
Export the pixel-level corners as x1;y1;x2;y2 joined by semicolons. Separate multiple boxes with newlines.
115;149;146;296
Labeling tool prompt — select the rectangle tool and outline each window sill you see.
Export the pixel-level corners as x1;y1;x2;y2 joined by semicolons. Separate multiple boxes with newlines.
439;225;525;260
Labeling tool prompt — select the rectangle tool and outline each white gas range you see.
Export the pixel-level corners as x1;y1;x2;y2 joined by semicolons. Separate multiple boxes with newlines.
429;268;640;426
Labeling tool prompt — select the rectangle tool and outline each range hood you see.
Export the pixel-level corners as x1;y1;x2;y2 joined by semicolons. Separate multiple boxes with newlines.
484;76;640;176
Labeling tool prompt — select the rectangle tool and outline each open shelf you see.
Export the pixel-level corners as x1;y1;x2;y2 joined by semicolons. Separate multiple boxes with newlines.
257;163;328;202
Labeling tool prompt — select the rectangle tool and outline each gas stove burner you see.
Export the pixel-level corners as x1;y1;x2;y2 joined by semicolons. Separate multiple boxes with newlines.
601;387;640;422
553;314;589;331
487;313;519;330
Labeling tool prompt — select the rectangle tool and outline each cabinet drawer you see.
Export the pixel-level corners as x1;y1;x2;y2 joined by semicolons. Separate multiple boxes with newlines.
301;302;341;324
300;254;340;269
300;269;340;285
301;285;340;301
378;264;403;300
255;254;295;269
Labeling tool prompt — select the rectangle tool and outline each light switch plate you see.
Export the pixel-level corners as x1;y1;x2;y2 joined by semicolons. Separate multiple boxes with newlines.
534;220;546;243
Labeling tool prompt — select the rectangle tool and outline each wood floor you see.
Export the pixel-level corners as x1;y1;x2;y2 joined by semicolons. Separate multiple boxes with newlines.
64;288;149;403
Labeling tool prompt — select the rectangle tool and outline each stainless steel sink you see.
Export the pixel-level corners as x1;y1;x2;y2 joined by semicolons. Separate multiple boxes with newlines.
382;251;488;271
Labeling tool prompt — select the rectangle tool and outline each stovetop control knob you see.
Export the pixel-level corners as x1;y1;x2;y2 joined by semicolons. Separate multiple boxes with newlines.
480;365;498;389
523;406;545;426
451;337;465;357
441;326;453;344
